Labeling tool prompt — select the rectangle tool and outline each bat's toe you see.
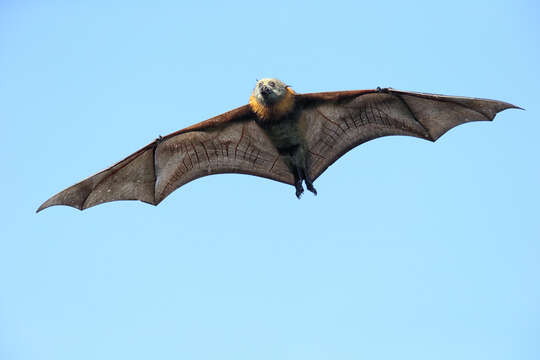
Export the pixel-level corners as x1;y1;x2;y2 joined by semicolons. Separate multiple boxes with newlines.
295;186;304;199
306;181;317;196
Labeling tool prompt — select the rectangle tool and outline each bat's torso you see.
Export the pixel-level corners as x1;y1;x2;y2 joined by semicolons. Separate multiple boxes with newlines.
256;108;304;157
249;81;312;191
248;79;317;197
253;102;314;197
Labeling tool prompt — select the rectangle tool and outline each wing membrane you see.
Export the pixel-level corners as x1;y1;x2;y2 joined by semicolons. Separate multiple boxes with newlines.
298;90;518;181
37;106;293;212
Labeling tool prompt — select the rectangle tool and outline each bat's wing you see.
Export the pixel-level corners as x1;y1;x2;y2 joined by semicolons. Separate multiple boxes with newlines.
297;89;520;181
37;105;294;212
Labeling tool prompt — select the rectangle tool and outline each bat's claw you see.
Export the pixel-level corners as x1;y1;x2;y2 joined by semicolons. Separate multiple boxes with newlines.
295;183;304;199
156;135;164;143
305;179;317;196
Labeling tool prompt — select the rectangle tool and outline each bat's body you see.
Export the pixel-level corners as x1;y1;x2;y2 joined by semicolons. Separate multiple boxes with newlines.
250;79;315;197
37;78;519;212
258;110;313;197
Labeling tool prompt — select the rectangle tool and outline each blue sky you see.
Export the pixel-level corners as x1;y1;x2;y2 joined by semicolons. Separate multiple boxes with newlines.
2;1;539;359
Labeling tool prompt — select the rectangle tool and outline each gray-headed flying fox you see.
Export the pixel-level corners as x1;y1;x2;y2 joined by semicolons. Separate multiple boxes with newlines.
37;78;519;212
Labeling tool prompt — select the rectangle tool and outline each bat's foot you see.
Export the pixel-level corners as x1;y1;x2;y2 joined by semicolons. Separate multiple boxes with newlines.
305;180;317;196
295;182;304;199
294;168;316;198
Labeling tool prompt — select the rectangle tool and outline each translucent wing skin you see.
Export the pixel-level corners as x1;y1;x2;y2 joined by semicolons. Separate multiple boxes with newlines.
296;89;519;181
37;105;294;212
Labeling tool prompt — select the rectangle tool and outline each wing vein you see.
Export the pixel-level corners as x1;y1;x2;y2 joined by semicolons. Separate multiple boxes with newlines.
316;109;344;133
394;94;434;141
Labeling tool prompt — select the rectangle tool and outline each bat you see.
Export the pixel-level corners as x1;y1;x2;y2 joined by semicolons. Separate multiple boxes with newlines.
37;78;519;212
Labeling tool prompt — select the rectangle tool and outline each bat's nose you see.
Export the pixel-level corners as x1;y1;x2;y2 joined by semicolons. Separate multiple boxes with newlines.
261;86;271;96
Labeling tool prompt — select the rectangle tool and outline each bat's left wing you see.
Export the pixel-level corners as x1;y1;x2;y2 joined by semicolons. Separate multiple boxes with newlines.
37;105;294;212
296;89;519;181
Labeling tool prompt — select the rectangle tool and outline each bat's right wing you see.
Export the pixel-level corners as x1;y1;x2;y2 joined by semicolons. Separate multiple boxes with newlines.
37;105;294;212
297;89;520;181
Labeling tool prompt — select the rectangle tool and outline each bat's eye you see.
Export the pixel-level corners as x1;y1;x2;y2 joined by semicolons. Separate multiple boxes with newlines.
269;81;275;87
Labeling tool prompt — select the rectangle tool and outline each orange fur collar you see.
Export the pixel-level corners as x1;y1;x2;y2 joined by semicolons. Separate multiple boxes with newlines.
249;87;296;121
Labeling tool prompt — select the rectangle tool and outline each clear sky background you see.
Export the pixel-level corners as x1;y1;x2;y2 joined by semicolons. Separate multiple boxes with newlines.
2;1;539;359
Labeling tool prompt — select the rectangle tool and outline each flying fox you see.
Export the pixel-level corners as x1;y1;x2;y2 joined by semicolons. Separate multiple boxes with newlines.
37;78;518;212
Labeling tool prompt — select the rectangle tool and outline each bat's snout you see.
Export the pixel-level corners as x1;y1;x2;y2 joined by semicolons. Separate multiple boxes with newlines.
260;86;271;97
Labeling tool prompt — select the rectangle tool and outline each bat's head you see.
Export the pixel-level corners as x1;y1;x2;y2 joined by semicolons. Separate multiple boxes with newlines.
250;78;295;121
252;78;289;105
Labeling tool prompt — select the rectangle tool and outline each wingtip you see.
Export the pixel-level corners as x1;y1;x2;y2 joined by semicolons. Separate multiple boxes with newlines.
35;197;84;213
510;104;525;111
494;99;522;111
497;103;524;114
35;202;60;213
485;100;523;119
36;199;53;213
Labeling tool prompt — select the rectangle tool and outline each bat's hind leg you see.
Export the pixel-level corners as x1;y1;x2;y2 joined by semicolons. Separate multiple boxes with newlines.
294;167;317;198
285;147;316;199
305;176;317;195
294;170;305;199
301;168;317;196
